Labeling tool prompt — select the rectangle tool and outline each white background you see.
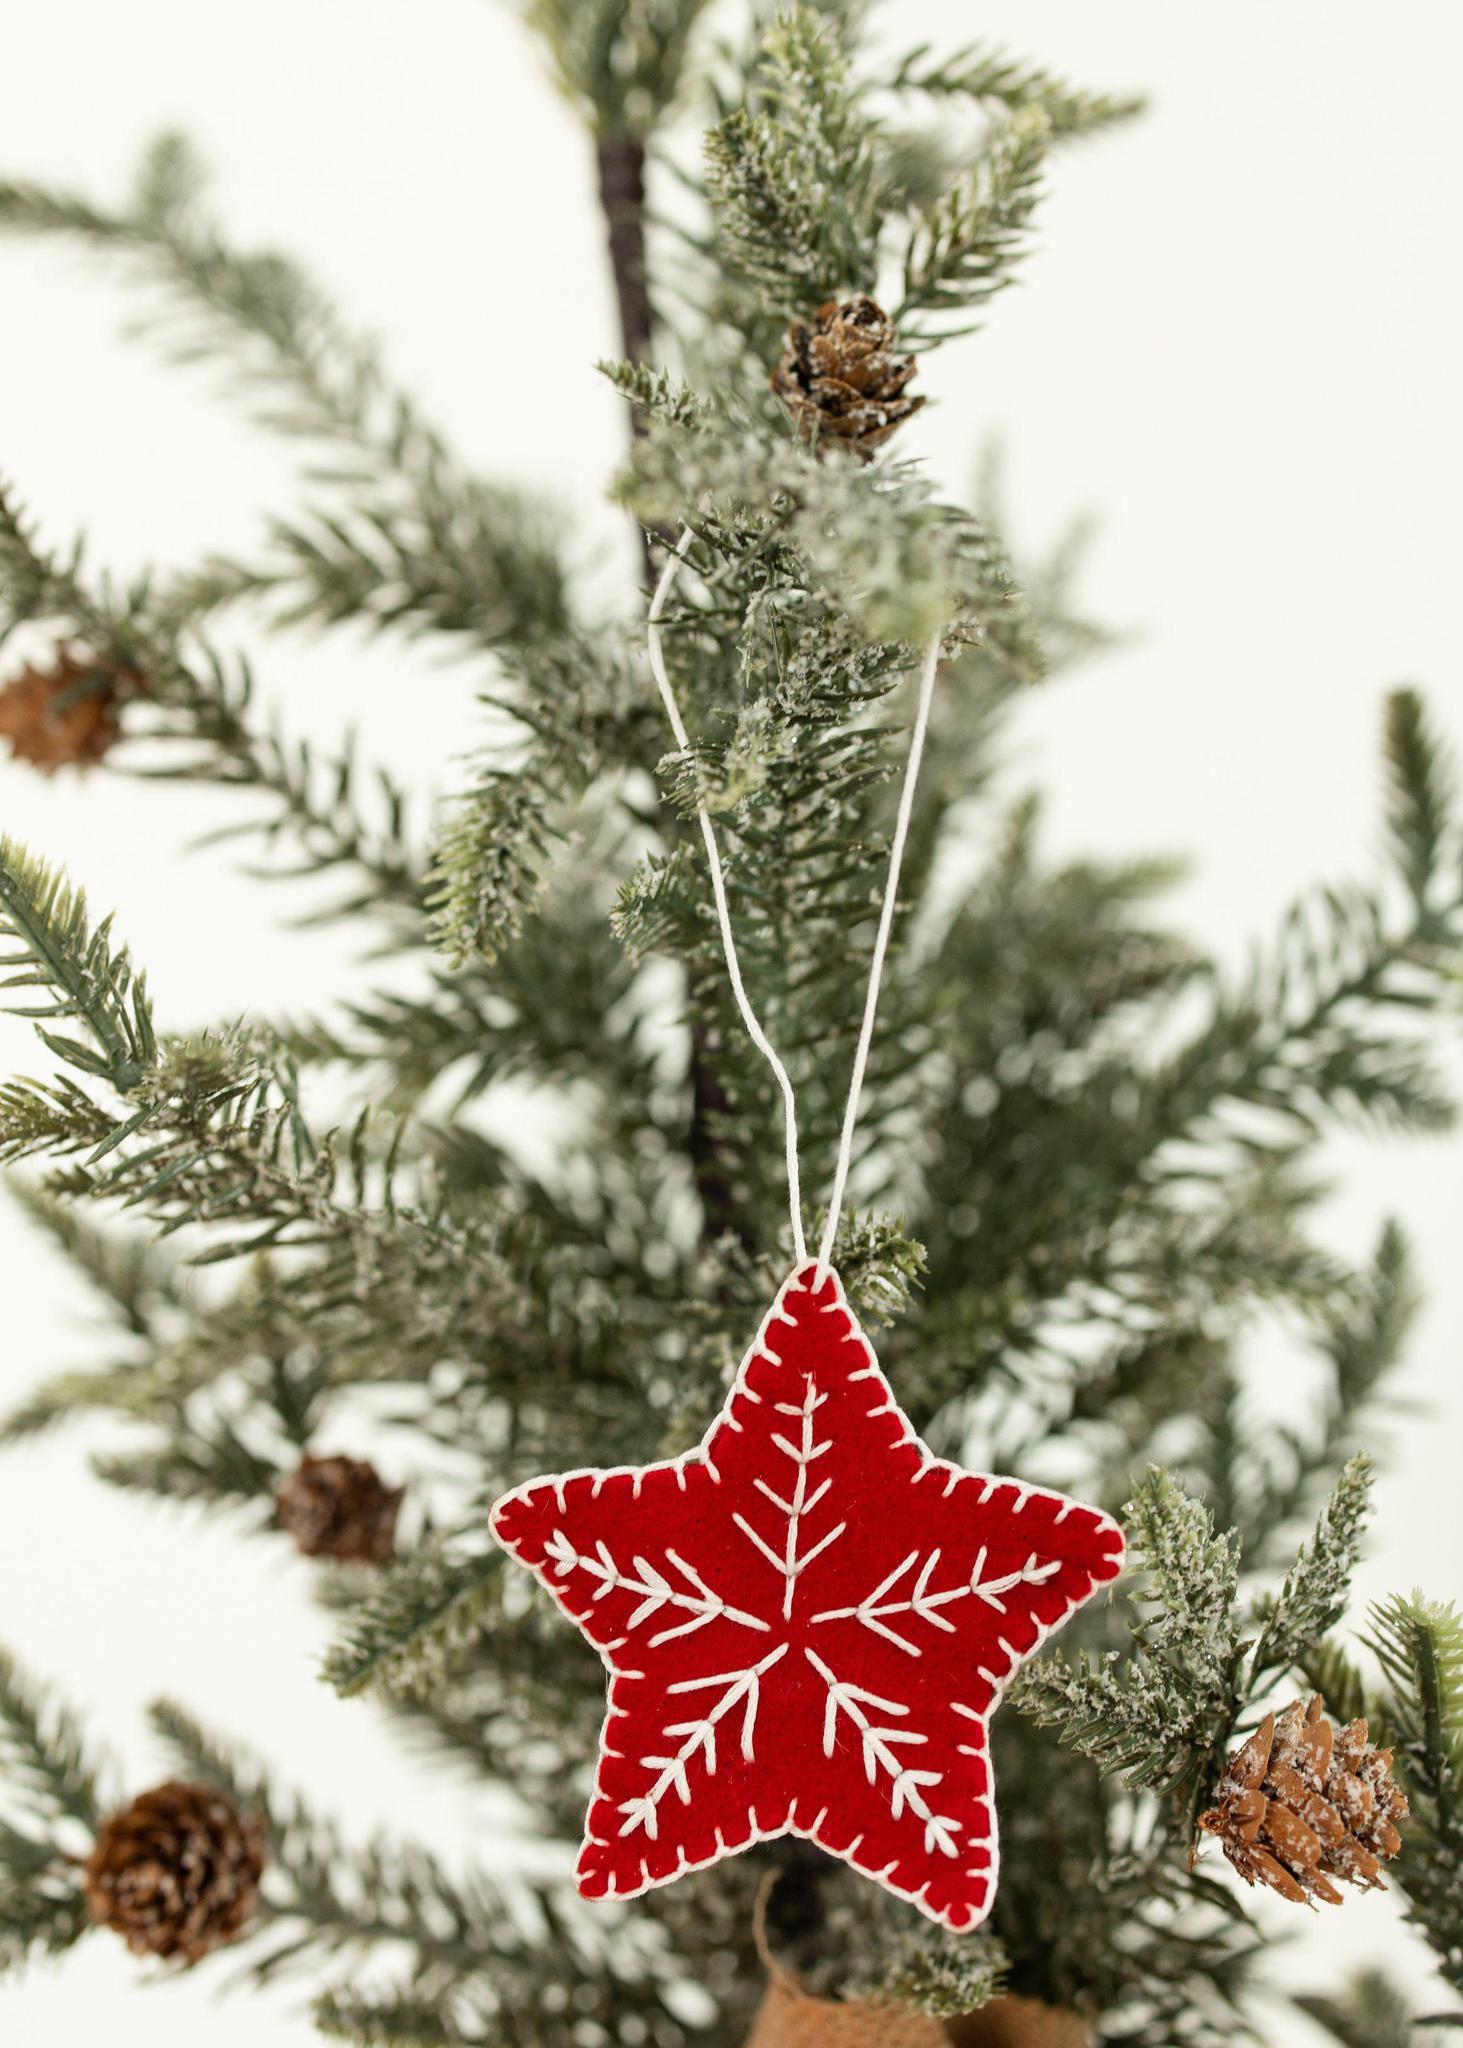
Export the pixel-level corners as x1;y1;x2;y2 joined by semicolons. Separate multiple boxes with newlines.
1;1;1461;2039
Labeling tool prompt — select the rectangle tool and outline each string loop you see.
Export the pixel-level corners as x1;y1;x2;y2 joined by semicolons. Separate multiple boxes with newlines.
647;528;940;1280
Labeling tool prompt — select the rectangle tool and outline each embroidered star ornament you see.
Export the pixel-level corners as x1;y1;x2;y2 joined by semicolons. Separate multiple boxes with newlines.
490;1265;1124;1931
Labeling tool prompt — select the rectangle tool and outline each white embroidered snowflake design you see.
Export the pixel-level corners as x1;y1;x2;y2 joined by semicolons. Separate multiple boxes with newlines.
803;1647;960;1858
491;1264;1124;1931
730;1379;845;1618
543;1530;770;1646
617;1643;789;1840
811;1546;1063;1656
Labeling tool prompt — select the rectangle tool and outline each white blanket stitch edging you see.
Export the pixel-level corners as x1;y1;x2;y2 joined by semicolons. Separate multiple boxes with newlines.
487;1263;1126;1934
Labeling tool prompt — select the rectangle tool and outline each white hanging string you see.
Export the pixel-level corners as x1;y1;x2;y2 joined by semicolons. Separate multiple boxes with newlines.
648;530;807;1267
813;624;938;1282
647;527;941;1281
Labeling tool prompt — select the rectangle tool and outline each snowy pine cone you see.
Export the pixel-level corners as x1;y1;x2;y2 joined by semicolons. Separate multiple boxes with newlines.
1198;1693;1407;1907
771;296;924;461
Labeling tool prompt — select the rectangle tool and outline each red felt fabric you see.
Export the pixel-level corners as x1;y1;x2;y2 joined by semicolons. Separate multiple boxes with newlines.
490;1264;1123;1931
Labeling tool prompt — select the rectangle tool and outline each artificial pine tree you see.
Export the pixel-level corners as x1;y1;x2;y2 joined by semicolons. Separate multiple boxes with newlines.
0;6;1461;2045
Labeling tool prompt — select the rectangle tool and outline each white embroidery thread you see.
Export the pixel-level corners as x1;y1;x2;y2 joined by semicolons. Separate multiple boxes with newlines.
731;1375;846;1618
812;1547;1063;1657
618;1644;789;1840
545;1530;770;1646
804;1647;960;1858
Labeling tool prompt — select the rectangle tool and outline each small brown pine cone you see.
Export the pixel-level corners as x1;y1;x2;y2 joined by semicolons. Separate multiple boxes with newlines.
277;1451;403;1564
83;1780;265;1965
771;296;924;461
1198;1693;1409;1908
0;646;143;772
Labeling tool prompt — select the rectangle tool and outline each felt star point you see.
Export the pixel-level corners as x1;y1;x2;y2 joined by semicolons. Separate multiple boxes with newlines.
490;1264;1123;1931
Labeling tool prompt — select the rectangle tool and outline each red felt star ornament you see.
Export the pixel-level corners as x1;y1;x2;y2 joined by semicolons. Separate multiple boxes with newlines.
490;1264;1124;1931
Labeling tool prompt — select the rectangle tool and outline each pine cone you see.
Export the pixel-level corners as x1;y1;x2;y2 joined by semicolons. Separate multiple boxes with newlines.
771;296;924;460
277;1451;403;1564
83;1780;265;1965
0;646;142;772
1198;1693;1408;1907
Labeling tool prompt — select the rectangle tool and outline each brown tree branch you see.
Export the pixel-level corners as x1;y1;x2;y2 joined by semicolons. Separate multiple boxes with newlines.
596;136;655;371
593;130;747;1255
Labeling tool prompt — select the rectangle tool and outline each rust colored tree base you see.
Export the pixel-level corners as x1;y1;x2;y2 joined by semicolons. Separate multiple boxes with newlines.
745;1969;947;2048
947;1997;1092;2048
